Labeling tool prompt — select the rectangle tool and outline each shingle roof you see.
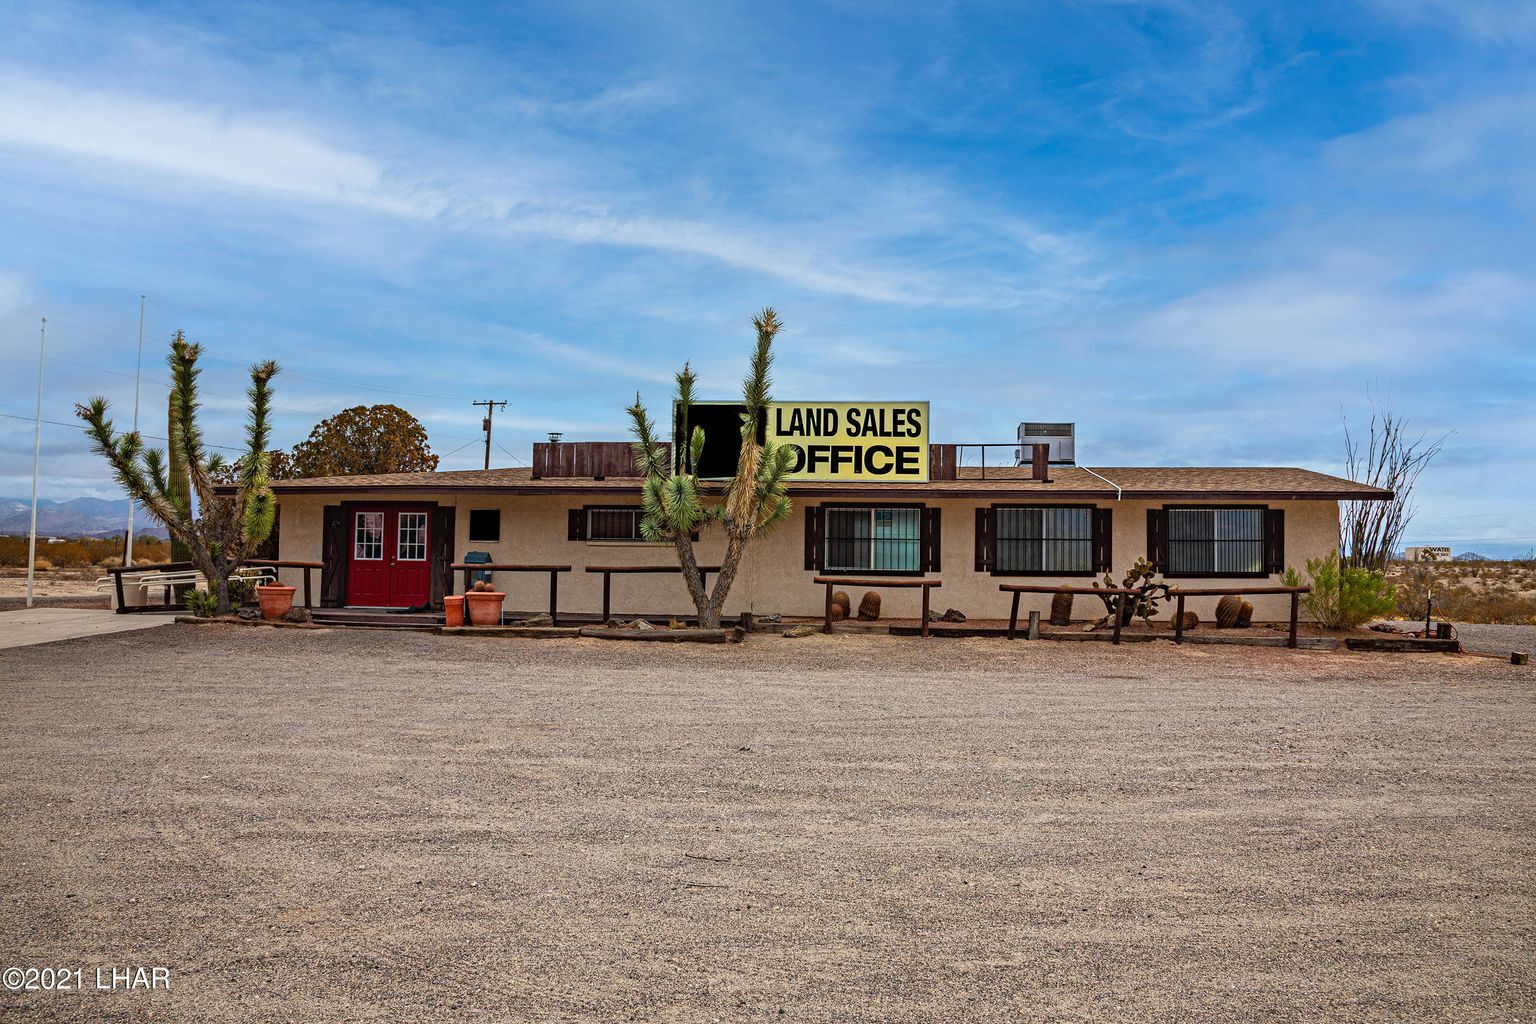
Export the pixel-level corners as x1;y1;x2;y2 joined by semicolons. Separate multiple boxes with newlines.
269;465;1390;500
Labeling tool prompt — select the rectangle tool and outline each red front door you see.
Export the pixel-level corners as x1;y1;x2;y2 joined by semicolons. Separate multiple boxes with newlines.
347;507;433;607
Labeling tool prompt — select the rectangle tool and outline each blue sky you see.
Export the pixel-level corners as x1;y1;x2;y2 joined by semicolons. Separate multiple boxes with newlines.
1;0;1532;554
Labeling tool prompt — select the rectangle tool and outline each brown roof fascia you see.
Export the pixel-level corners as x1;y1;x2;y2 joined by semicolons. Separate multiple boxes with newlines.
264;481;1391;501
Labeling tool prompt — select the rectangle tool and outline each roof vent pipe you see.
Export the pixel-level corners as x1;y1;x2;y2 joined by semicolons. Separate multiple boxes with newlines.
1031;443;1052;483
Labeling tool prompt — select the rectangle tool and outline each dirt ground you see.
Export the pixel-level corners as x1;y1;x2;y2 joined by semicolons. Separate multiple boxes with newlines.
1;627;1533;1023
0;569;104;601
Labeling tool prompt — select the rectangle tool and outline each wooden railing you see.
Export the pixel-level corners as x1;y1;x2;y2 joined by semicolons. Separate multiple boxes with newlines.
449;563;573;623
813;576;943;637
584;565;722;622
1167;586;1311;648
998;583;1138;643
104;559;323;614
999;582;1314;648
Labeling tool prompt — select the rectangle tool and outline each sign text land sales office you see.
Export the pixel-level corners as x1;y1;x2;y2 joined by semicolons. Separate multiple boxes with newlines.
769;401;929;482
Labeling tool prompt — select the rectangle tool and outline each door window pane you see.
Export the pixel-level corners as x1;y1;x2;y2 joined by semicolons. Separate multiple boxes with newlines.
354;512;383;560
397;512;428;561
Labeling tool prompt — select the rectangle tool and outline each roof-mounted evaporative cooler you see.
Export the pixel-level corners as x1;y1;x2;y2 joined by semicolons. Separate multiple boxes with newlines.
1016;423;1075;466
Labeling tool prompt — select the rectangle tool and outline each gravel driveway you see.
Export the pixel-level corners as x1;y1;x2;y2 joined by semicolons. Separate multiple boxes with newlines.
1;626;1533;1022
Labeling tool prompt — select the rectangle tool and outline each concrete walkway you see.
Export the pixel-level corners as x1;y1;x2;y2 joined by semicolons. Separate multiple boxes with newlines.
0;607;173;650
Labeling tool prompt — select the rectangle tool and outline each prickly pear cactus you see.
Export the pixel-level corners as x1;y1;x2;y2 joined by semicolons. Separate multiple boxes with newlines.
1091;557;1174;629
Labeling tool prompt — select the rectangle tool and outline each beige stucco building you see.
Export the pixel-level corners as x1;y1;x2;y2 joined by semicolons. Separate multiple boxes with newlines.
265;448;1388;624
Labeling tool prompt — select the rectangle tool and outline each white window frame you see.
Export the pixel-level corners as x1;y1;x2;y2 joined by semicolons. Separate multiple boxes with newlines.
397;511;429;562
354;512;384;561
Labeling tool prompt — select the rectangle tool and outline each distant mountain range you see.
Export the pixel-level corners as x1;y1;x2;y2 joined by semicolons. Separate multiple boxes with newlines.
0;497;167;539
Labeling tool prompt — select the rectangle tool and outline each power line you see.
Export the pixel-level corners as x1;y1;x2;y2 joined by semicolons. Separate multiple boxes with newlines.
472;399;507;471
491;436;528;467
0;410;247;452
0;340;498;453
0;303;470;401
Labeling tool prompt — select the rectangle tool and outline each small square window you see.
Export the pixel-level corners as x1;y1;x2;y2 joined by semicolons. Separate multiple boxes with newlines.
468;509;501;543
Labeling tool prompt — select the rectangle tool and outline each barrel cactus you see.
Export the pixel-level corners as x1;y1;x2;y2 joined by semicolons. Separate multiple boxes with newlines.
1049;592;1073;626
1216;595;1243;628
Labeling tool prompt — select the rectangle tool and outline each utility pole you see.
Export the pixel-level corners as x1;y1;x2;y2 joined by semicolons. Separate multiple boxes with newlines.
26;318;46;608
125;294;146;568
472;399;507;470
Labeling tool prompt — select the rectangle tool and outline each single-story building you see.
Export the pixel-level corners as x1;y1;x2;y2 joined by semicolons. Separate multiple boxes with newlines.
261;434;1391;623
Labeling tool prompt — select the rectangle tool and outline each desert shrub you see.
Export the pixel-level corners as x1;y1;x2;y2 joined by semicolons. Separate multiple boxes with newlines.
183;588;218;617
31;557;54;571
228;576;258;606
0;534;170;568
1391;562;1536;624
1284;552;1396;629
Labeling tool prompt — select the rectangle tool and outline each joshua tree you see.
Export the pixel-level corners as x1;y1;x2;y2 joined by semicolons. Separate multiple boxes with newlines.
77;332;279;615
627;308;794;628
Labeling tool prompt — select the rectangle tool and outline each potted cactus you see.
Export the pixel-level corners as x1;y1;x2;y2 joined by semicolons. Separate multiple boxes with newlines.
463;579;505;627
255;581;297;620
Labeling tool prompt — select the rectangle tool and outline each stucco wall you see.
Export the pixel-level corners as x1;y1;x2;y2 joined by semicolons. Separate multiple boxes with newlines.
274;492;1340;621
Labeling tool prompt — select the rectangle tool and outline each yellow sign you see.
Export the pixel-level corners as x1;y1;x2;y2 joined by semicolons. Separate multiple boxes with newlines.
767;402;929;482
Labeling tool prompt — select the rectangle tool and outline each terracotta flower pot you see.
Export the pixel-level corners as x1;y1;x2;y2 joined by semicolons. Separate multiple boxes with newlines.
255;583;297;621
464;590;506;626
443;595;465;628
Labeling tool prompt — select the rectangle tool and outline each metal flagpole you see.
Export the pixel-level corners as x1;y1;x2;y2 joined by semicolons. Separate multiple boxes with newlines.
125;294;145;568
25;318;47;608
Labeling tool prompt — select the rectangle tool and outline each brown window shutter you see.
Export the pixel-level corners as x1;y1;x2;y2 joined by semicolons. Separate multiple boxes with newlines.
974;507;994;573
568;507;586;541
1092;507;1113;572
320;505;346;607
430;506;454;608
804;506;824;571
1146;508;1168;572
922;507;942;572
1264;508;1285;574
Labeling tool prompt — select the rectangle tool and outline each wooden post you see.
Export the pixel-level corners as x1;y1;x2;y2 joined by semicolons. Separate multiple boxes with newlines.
113;568;126;615
303;566;313;610
823;581;834;634
1288;591;1300;649
461;568;471;595
549;570;559;625
921;584;931;638
1027;610;1040;640
601;572;611;623
1174;593;1186;644
1112;593;1124;645
1007;590;1021;640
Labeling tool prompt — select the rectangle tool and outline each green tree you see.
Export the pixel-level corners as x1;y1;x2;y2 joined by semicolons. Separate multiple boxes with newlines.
627;308;794;628
77;333;279;614
288;404;439;478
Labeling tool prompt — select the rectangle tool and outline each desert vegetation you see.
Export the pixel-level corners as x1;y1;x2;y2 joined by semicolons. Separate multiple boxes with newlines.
0;534;168;569
1389;560;1536;624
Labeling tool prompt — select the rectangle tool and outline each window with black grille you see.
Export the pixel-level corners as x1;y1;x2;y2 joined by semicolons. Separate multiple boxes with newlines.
824;506;922;573
996;507;1093;574
468;509;500;542
1167;508;1265;576
587;506;646;542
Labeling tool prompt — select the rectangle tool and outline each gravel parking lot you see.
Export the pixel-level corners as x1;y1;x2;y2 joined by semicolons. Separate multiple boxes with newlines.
2;625;1533;1022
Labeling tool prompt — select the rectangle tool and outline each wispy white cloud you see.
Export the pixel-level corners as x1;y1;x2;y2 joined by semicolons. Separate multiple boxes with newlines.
0;71;1102;312
1367;0;1536;44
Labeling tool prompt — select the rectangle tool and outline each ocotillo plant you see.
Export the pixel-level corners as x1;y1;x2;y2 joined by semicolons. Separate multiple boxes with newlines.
627;308;794;628
78;332;279;615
